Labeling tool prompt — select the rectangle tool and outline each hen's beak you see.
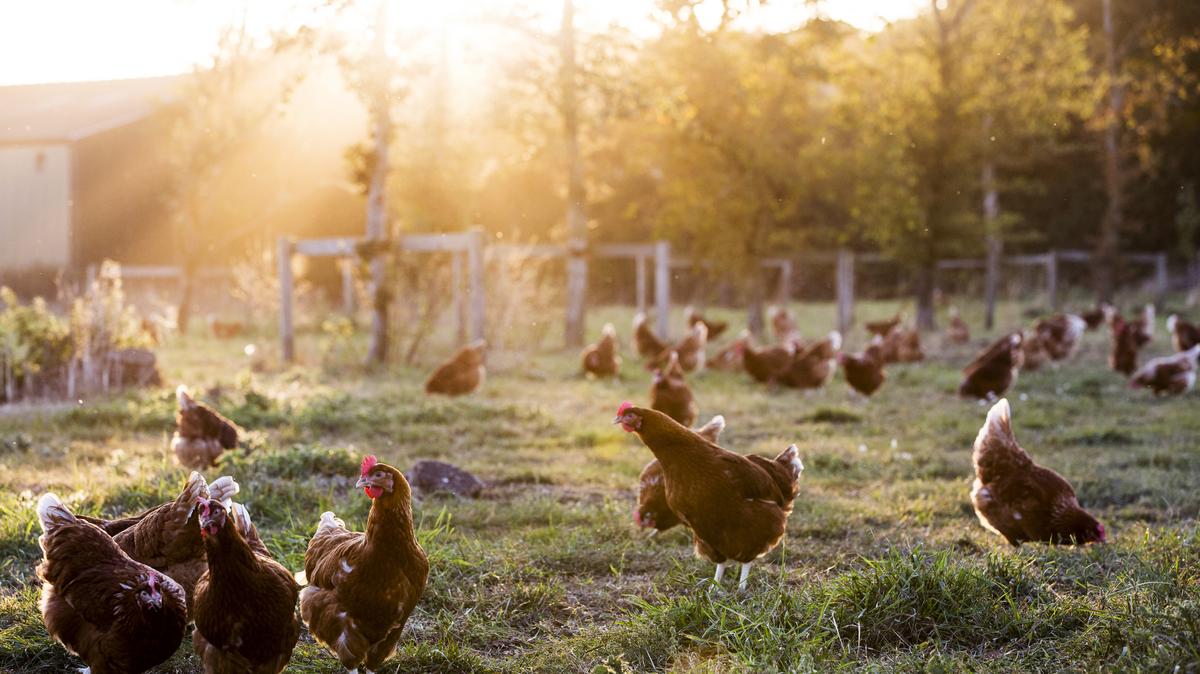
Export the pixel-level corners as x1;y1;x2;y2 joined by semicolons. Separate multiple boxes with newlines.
612;416;623;425
355;476;370;489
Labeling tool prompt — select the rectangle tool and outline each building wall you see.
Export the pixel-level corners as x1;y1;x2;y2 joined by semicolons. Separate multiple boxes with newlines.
71;114;175;268
0;144;71;269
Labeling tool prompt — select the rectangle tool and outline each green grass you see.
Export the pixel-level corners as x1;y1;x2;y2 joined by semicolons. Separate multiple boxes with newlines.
1;299;1198;672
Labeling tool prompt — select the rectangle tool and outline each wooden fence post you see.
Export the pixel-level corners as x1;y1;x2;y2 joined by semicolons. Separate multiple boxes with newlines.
777;260;793;306
340;259;355;316
452;251;466;345
655;241;671;340
278;237;295;363
467;228;485;342
1155;252;1169;307
1046;252;1059;311
836;249;854;336
635;254;647;314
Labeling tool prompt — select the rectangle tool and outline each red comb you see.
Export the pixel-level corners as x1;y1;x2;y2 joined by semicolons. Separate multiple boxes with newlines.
617;401;633;416
361;455;378;476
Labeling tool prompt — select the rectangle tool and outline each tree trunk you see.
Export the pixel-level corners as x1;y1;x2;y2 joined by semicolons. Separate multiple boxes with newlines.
981;115;1001;329
746;271;765;338
177;263;196;334
176;192;201;334
746;210;770;337
365;3;392;365
1096;0;1123;302
915;264;937;331
561;0;587;348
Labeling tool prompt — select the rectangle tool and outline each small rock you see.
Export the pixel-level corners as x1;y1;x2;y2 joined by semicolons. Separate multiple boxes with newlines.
407;460;485;499
107;348;161;387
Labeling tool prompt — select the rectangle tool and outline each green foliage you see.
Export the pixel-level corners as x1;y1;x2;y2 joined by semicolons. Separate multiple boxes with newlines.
69;260;152;358
0;287;71;381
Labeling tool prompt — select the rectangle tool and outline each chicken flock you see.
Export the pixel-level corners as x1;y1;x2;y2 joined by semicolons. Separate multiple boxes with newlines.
30;299;1200;673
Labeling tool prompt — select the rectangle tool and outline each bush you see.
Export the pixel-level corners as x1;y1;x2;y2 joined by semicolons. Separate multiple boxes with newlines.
1;261;155;404
0;287;72;400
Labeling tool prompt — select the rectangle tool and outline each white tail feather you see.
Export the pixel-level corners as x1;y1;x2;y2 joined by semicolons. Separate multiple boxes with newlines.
317;511;345;532
1065;315;1086;340
37;493;74;532
186;471;206;492
176;384;192;408
828;331;843;351
207;476;240;509
231;502;252;533
978;398;1015;449
780;444;804;477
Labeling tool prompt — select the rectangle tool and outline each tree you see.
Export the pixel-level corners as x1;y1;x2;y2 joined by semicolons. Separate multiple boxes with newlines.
333;1;422;364
166;22;308;333
841;0;1088;329
1096;0;1123;301
840;1;979;330
361;3;394;364
561;0;588;348
964;0;1089;324
632;15;845;334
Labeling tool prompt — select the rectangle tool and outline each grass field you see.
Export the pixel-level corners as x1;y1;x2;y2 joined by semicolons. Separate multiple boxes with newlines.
1;301;1198;673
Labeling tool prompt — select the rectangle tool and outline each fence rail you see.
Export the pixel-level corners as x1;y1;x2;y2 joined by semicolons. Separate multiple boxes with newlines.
274;235;1174;363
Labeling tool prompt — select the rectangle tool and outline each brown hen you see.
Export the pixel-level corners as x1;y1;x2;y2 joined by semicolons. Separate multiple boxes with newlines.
192;499;301;673
616;403;803;590
300;456;429;672
970;399;1106;546
173;386;241;469
425;340;486;396
37;493;188;674
635;414;726;534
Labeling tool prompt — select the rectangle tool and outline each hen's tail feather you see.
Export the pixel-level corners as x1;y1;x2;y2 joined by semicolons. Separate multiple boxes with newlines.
231;502;253;534
977;398;1017;452
776;444;804;479
207;476;240;510
828;331;843;352
37;493;76;532
317;511;345;532
183;471;207;498
695;414;726;443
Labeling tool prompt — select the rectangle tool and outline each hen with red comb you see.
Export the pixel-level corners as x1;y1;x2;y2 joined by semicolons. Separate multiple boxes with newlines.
361;454;379;476
614;404;803;591
300;456;428;672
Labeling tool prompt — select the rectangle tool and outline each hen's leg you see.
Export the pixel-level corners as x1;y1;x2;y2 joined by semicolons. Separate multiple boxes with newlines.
738;562;752;591
713;562;727;584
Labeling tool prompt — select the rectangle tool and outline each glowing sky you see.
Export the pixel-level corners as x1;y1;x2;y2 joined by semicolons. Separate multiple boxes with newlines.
0;0;925;86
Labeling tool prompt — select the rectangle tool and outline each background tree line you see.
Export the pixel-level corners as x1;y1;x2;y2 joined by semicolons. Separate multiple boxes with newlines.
167;0;1200;336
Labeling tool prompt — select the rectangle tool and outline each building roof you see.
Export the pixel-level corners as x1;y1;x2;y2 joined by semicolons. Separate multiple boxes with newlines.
0;75;183;145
